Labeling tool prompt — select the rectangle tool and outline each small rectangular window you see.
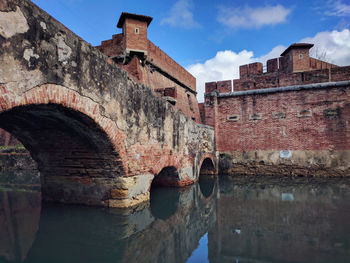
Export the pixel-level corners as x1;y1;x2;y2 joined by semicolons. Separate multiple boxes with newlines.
272;112;286;119
135;27;139;34
249;113;262;121
297;109;312;118
227;115;240;122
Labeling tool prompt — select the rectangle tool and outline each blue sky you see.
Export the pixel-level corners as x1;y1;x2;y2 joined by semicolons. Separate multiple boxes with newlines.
31;0;350;101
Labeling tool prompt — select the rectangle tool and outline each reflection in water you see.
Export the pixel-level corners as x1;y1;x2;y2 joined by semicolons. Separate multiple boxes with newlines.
199;175;215;198
187;233;209;263
209;176;350;263
0;179;216;263
1;174;350;263
0;190;41;263
150;186;180;220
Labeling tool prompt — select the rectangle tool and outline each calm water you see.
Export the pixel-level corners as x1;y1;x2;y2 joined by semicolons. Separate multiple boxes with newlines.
1;173;350;263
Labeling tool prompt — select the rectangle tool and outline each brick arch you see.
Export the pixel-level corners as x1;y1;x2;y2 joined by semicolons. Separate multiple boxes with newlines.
151;166;180;187
0;83;130;206
198;154;216;176
0;83;128;171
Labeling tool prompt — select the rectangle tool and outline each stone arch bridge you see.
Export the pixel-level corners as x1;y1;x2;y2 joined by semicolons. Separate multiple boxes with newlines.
0;0;215;207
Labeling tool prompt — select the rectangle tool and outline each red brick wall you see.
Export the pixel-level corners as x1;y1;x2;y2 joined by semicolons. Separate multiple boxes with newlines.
332;66;350;81
215;84;350;152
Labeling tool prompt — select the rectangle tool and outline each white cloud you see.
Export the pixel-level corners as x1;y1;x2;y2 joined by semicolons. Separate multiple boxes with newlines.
217;5;292;29
187;29;350;102
302;29;350;65
187;50;254;101
161;0;200;29
325;0;350;17
187;47;285;102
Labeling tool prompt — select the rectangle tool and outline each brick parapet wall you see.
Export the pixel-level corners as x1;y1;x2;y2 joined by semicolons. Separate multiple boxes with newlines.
265;56;337;74
95;34;124;58
147;41;196;92
205;80;232;93
309;57;337;71
232;66;350;92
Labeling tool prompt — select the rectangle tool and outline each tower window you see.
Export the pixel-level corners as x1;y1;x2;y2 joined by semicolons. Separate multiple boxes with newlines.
299;54;303;59
135;27;139;34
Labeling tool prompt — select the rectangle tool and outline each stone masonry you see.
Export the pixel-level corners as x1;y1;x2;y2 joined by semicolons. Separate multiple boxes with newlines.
0;0;215;207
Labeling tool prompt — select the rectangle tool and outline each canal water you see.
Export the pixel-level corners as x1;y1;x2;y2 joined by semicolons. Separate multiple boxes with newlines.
1;172;350;263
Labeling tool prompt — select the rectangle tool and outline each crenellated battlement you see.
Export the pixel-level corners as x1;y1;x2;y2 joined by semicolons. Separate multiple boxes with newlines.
204;43;347;94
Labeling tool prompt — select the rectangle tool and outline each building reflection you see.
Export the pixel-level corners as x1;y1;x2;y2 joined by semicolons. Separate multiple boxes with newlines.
209;176;350;263
0;179;217;263
1;176;350;263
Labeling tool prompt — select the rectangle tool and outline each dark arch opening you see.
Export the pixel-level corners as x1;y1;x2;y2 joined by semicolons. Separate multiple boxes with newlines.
199;158;216;176
199;158;216;198
151;166;180;187
0;104;124;205
150;166;180;220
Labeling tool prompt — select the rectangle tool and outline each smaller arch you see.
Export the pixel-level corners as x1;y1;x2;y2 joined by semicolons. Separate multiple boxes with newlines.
151;166;180;187
149;166;181;220
198;157;216;198
199;157;216;176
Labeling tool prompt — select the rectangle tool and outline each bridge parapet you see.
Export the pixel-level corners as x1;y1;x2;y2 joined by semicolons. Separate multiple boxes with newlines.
0;0;215;207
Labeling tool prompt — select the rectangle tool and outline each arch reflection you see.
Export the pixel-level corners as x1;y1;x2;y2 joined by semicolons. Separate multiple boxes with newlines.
0;182;217;263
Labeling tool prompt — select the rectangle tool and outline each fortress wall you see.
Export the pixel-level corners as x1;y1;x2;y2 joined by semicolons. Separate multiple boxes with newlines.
205;80;350;176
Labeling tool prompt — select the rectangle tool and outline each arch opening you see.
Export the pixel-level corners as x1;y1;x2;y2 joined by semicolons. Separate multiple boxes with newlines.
199;158;216;198
149;166;181;219
199;158;216;176
0;104;124;206
151;166;180;187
